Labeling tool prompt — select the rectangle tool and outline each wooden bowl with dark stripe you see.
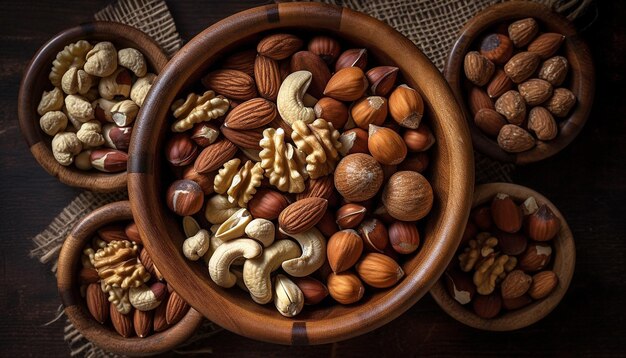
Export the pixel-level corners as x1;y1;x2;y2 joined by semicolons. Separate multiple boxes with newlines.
18;22;168;192
128;2;474;345
57;201;204;356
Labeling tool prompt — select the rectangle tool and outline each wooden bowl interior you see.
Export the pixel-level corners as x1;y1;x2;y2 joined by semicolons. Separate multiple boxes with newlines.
430;182;575;331
129;2;474;345
18;22;168;192
56;201;204;356
444;1;594;164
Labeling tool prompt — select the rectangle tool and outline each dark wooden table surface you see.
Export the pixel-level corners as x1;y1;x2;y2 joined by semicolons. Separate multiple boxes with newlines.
1;1;624;356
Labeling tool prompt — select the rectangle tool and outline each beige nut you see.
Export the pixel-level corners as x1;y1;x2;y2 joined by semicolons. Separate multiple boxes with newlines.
204;194;240;224
51;132;82;165
209;238;263;288
92;98;118;122
40;111;68;136
182;229;210;261
118;48;147;77
243;239;302;304
111;99;139;127
129;283;166;311
215;208;253;241
276;70;315;125
130;73;156;107
76;120;105;147
74;150;93;170
65;95;95;123
61;67;94;95
99;68;132;100
244;218;275;247
280;227;327;277
214;159;264;208
273;274;304;317
259;127;308;193
291;119;342;179
104;283;131;314
49;40;93;87
171;91;230;132
37;87;64;116
84;41;118;77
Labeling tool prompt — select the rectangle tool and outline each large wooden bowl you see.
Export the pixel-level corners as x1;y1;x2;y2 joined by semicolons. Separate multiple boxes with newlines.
444;2;595;164
57;201;204;356
128;3;474;345
430;183;575;330
18;22;168;192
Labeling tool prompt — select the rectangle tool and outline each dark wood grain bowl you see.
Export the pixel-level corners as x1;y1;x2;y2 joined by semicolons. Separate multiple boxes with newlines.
128;2;474;345
18;22;168;192
430;183;575;331
445;2;594;164
57;201;204;356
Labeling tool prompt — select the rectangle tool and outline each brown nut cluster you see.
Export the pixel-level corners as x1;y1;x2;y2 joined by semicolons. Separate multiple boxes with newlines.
463;17;576;153
163;33;437;318
444;194;560;319
82;220;191;338
38;40;155;171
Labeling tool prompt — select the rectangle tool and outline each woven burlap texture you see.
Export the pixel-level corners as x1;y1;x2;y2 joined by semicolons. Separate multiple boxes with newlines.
30;0;593;356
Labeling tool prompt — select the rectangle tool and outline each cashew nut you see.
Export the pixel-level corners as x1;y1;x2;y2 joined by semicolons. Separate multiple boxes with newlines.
245;218;275;247
203;233;226;265
84;41;118;77
215;208;252;241
39;111;67;136
276;70;315;125
182;229;210;261
99;68;131;100
111;99;139;126
280;227;327;277
118;48;147;77
65;95;94;123
75;150;92;170
37;87;64;116
231;266;249;292
61;67;93;95
76;120;105;147
274;274;304;317
130;73;156;107
243;239;301;304
52;132;82;165
209;238;262;288
204;194;240;224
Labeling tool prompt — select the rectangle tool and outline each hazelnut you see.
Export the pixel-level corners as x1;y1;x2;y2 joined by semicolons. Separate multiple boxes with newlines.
368;124;407;165
358;218;389;253
339;128;369;156
327;272;365;304
382;171;433;222
182;166;216;195
323;67;368;101
444;270;475;305
403;125;435;152
351;96;388;129
518;243;552;272
336;204;367;229
526;204;561;241
366;66;399;97
334;153;383;202
388;84;424;129
308;36;341;65
165;133;198;167
314;97;349;130
327;230;363;273
472;292;502;319
191;122;220;147
166;179;204;216
387;220;420;254
247;188;289;220
334;48;367;72
355;253;404;288
471;205;492;231
491;193;523;233
479;33;514;64
398;153;429;173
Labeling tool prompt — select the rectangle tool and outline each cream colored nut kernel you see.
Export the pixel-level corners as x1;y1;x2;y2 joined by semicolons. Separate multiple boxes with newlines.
204;194;240;224
245;218;275;247
49;40;92;87
259;127;308;193
92;98;118;122
182;229;210;261
76;120;105;147
128;284;164;311
83;87;100;102
209;238;263;288
243;239;301;304
104;284;131;314
52;132;82;165
39;111;67;136
99;68;131;100
74;150;92;170
61;67;94;95
280;227;327;277
183;216;201;238
118;48;147;77
214;159;264;208
276;70;316;125
130;73;156;107
111;99;139;126
65;95;94;123
215;208;253;241
273;274;304;317
171;91;230;132
291;119;342;179
37;87;64;116
84;41;118;77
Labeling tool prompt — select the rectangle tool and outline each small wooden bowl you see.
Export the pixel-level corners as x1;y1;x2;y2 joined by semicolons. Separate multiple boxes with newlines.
128;3;474;345
444;2;595;164
57;201;204;356
430;183;575;331
18;22;168;192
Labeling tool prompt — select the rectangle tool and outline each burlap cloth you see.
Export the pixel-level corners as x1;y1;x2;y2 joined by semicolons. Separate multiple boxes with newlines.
29;0;594;356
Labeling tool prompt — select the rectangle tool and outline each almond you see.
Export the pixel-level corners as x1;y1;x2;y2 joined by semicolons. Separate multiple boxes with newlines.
133;308;153;338
110;304;133;338
498;124;535;152
257;33;303;60
224;97;277;130
468;86;494;116
487;69;514;98
502;294;533;310
86;283;109;324
528;107;558;140
290;51;331;98
153;296;170;332
544;87;576;117
519;243;552;272
139;248;159;279
495;90;526;125
518;79;553;106
79;267;100;284
528;270;558;299
97;224;128;242
504;51;540;83
508;18;539;47
165;291;189;325
254;55;282;101
491;193;523;233
501;270;532;299
538;56;569;86
222;49;256;77
472;292;502;319
220;126;264;150
193;139;238;174
201;69;257;101
474;108;507;137
327;230;363;273
528;33;565;59
278;197;329;235
323;67;368;101
296;175;334;201
464;51;495;86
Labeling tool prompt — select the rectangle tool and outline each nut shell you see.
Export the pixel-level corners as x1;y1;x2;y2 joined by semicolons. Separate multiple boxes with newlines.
327;272;365;304
518;79;553;106
355;253;404;288
336;203;367;229
474;108;507;137
334;153;383;202
479;33;513;64
495;90;526;125
368;125;407;165
528;107;558;141
327;230;364;273
314;97;348;130
382;171;433;221
166;179;204;216
388;220;420;254
504;51;540;83
323;67;368;101
491;193;523;233
388;84;424;129
351;96;388;129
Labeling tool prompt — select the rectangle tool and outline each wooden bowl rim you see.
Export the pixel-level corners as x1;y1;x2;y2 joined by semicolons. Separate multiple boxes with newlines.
128;2;474;345
430;182;576;331
56;200;204;356
444;1;595;164
17;21;169;192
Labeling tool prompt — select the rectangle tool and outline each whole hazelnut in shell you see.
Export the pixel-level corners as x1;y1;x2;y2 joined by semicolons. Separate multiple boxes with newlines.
166;179;204;216
368;124;407;165
334;153;383;202
382;171;433;221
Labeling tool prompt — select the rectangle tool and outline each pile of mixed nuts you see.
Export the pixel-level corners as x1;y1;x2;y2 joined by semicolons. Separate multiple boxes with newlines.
463;17;577;153
81;221;190;338
163;33;436;317
445;194;560;318
37;40;155;171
